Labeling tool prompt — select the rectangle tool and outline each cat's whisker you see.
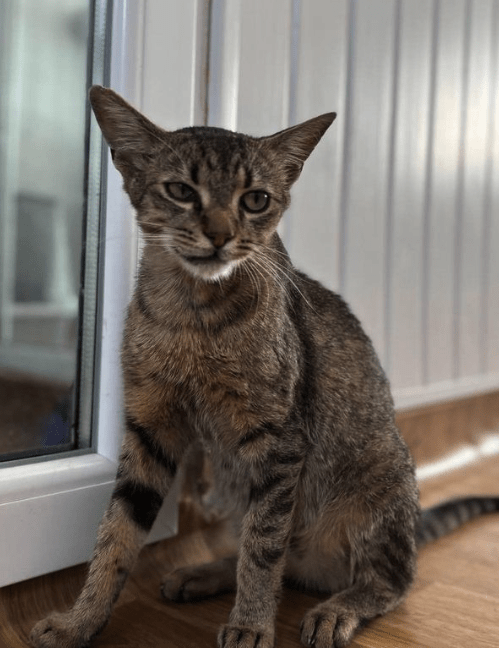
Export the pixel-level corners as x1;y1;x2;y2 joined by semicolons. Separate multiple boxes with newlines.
245;252;279;287
253;247;318;314
245;266;260;311
261;245;319;287
269;256;316;312
247;256;288;313
242;258;266;313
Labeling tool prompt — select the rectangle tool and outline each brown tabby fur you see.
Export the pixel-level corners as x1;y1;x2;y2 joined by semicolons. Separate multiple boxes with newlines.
29;87;499;648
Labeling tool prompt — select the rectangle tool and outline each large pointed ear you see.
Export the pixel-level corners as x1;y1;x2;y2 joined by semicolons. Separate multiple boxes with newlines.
262;112;336;185
89;85;166;155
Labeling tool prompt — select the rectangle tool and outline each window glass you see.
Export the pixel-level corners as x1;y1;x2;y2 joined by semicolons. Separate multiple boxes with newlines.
0;0;107;461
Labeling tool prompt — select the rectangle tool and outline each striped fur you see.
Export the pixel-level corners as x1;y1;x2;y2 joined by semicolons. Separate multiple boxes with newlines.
30;87;498;648
417;496;499;547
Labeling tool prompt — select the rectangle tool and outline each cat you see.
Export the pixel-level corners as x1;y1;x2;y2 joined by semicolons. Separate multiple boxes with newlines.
30;86;499;648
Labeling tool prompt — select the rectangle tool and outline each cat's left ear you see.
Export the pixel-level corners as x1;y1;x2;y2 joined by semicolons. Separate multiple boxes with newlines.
262;112;336;185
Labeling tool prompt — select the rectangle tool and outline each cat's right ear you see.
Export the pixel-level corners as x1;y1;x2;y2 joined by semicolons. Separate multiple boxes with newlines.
89;86;165;157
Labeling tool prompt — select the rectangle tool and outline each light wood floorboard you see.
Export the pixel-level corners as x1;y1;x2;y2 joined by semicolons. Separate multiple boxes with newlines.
1;456;498;648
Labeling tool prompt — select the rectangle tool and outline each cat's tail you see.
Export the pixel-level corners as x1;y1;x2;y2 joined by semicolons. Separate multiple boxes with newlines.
416;496;499;548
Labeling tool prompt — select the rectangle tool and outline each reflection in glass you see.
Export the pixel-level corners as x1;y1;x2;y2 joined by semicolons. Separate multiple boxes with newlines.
0;0;90;459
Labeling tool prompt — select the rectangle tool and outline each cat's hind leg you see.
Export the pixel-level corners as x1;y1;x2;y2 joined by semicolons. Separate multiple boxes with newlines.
297;513;417;648
161;555;238;602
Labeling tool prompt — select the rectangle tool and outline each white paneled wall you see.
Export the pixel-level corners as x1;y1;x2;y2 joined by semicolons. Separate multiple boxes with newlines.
389;0;433;393
209;0;499;409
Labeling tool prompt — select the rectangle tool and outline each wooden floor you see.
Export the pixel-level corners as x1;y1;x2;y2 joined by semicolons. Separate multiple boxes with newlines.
1;455;498;648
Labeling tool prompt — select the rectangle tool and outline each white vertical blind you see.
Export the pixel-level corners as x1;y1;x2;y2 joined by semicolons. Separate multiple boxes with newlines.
458;0;494;380
209;0;293;134
489;5;499;375
209;0;499;409
388;0;433;390
337;0;397;364
236;0;293;133
426;0;466;386
286;0;349;294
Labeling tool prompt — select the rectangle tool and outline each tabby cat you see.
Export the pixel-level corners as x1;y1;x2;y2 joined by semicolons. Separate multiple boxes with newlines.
30;86;499;648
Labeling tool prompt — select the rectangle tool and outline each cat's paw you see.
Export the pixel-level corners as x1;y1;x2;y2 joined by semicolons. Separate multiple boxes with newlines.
161;566;207;602
30;612;83;648
161;560;236;602
300;601;359;648
218;624;274;648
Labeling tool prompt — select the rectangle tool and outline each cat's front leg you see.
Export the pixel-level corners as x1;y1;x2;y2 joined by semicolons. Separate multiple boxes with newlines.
218;433;305;648
30;414;185;648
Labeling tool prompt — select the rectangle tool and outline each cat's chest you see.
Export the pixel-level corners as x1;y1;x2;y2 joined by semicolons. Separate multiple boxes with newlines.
126;313;300;441
169;325;294;404
153;325;258;385
134;303;293;378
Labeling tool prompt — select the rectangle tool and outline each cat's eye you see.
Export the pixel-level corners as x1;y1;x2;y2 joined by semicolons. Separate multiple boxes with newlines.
240;190;270;213
164;182;197;202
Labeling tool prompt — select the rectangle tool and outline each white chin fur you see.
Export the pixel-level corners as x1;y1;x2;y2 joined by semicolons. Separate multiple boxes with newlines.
207;260;238;282
182;257;238;282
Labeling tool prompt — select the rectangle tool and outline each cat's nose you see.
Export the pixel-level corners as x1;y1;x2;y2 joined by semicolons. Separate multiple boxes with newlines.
205;230;235;248
202;212;235;248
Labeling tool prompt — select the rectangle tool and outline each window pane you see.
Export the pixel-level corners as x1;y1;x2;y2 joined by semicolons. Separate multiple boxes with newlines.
0;0;106;460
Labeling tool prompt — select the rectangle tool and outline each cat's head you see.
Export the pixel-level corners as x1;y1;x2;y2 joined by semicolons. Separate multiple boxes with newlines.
89;86;335;281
